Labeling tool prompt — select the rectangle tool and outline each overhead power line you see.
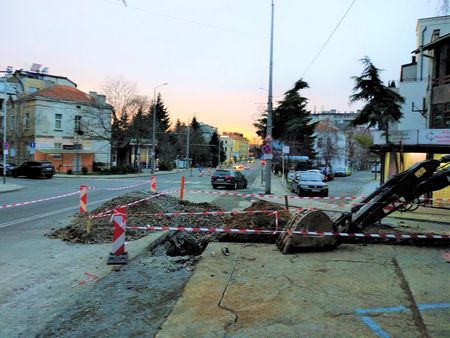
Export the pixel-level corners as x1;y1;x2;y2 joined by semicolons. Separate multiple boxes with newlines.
301;0;357;78
104;0;264;39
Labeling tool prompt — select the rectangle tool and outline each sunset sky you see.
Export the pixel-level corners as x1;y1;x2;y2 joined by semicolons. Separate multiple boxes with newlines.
1;0;446;140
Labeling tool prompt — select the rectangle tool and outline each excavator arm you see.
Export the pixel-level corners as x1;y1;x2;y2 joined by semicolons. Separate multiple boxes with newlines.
277;155;450;253
333;155;450;232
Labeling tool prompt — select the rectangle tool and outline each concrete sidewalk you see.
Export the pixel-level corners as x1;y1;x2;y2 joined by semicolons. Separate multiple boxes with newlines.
0;183;23;193
157;243;450;337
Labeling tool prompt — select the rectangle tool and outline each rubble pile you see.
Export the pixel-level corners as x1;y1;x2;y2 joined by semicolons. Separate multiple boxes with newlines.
47;191;226;244
218;200;291;243
47;192;295;254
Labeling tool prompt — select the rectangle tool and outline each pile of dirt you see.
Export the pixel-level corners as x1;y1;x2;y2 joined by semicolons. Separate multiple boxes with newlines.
47;193;295;254
47;191;226;244
218;200;291;243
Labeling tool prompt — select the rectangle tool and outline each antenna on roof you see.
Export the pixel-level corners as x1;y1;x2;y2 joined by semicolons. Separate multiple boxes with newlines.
30;63;42;72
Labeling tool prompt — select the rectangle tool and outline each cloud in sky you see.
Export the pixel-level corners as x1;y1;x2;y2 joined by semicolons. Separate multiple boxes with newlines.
0;0;444;139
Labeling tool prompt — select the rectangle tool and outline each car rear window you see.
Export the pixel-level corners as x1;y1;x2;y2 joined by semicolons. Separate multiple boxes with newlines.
300;173;322;181
213;170;232;176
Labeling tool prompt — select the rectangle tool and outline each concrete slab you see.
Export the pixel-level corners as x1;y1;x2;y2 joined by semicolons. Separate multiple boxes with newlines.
157;243;450;337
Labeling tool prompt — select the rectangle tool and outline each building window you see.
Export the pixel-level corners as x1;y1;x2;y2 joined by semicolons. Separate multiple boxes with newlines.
24;113;30;129
28;87;38;94
0;116;3;129
75;115;82;134
55;113;62;130
10;114;15;130
54;143;62;149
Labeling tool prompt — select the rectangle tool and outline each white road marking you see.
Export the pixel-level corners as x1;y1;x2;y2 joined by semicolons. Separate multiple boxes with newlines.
0;197;115;229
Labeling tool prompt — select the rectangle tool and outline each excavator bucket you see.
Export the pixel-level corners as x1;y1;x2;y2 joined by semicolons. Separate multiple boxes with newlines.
277;208;338;254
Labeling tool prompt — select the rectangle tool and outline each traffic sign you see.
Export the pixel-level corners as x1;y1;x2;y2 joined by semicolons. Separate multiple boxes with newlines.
2;142;9;150
262;144;272;154
265;134;273;142
30;142;35;149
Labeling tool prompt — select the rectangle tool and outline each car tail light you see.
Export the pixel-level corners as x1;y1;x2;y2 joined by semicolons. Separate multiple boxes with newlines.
224;175;233;181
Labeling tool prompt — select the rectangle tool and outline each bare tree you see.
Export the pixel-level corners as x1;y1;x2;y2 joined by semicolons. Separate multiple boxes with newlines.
435;0;449;14
101;77;139;122
82;77;150;168
321;133;340;169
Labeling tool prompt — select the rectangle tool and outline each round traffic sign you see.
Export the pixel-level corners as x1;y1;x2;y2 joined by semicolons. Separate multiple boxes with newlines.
262;144;272;154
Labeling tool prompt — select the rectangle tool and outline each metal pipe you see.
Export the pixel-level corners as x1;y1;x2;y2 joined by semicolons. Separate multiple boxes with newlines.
420;26;427;81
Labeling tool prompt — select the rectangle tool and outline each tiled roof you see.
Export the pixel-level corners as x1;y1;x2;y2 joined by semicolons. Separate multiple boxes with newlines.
28;85;95;104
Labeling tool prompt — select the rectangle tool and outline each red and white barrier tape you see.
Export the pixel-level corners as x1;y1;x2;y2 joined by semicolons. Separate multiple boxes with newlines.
184;189;450;206
0;191;79;209
86;181;149;191
184;189;362;200
127;224;450;240
0;181;150;210
72;272;99;287
97;209;280;219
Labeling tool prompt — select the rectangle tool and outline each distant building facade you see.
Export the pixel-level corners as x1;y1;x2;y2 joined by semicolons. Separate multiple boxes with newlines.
393;15;450;131
222;132;249;162
2;66;112;172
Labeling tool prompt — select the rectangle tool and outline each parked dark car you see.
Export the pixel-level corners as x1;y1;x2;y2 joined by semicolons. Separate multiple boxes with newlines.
211;169;247;190
291;172;328;197
11;161;56;179
0;162;16;176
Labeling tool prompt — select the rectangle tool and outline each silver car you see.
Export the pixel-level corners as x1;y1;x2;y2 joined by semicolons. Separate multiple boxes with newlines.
291;172;328;197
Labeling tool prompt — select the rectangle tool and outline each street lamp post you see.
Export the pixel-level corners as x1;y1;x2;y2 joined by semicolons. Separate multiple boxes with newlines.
2;88;7;184
151;83;168;174
1;67;14;184
264;0;275;194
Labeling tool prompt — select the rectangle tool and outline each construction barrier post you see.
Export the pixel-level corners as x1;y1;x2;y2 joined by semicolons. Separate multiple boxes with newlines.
80;185;88;214
150;176;157;193
180;176;185;200
107;207;128;265
284;195;289;211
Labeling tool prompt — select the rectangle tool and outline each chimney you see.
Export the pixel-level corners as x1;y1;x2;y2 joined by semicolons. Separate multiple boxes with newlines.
89;91;97;100
412;56;416;63
96;94;106;106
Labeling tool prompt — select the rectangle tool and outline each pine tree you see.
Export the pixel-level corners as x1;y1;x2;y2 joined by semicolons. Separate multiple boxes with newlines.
276;79;317;159
189;117;209;166
209;131;225;167
350;57;404;144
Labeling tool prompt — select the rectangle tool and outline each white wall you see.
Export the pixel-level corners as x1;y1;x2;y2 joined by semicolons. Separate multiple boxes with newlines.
395;80;428;130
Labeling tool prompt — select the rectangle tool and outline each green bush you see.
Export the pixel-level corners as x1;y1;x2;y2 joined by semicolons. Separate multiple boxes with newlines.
158;160;173;171
81;167;88;175
67;169;73;175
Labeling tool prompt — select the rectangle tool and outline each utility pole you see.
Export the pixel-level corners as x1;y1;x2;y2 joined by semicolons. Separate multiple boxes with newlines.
1;67;13;184
2;90;7;184
186;119;192;176
264;0;275;194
